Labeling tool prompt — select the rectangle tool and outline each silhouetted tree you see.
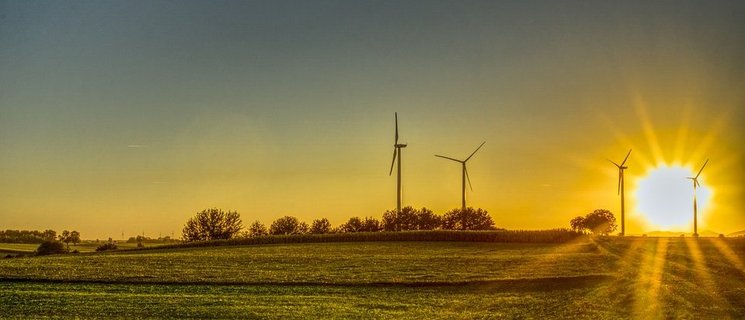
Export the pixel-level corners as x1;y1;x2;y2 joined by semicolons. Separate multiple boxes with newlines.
59;230;71;249
340;217;363;233
579;209;617;235
269;216;306;235
248;220;268;237
310;218;332;234
360;217;382;232
383;206;442;231
182;208;243;241
417;207;442;230
398;207;421;230
382;210;398;231
570;216;585;232
442;207;495;230
42;230;57;242
69;231;81;246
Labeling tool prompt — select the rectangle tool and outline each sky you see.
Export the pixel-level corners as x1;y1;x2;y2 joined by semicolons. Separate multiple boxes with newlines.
1;0;744;239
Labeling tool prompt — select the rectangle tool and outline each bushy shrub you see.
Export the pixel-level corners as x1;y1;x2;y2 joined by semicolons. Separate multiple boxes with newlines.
96;242;118;252
36;241;67;256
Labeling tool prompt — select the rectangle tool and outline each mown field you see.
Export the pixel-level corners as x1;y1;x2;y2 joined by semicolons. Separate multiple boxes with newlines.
1;237;744;319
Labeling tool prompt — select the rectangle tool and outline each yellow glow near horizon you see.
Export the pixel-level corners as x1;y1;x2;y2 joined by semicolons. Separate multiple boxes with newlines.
634;165;712;231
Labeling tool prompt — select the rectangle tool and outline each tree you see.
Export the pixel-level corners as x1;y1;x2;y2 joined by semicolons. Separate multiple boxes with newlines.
36;241;67;255
42;229;57;242
59;230;71;249
248;221;268;237
339;217;363;233
182;208;243;241
69;231;81;246
582;209;617;235
269;216;306;235
417;207;442;230
360;217;382;232
570;216;585;232
310;218;332;234
442;207;495;230
382;207;442;231
382;210;398;231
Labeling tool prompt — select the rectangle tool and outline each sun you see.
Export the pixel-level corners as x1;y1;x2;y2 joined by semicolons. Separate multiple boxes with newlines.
634;165;712;231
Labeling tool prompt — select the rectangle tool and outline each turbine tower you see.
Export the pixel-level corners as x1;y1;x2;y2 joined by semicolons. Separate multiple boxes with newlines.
687;159;708;237
609;149;631;236
435;141;486;210
388;112;407;214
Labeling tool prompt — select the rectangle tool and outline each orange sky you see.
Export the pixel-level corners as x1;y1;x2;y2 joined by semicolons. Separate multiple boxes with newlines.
1;1;743;239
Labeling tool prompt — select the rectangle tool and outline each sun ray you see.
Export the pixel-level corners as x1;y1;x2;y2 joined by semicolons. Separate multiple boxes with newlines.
633;94;666;166
584;237;646;310
671;104;693;165
631;237;668;319
596;113;655;170
687;109;732;164
708;238;745;273
499;236;600;280
684;238;731;313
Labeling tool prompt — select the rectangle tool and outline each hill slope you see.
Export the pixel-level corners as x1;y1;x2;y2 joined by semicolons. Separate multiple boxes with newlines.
1;238;743;319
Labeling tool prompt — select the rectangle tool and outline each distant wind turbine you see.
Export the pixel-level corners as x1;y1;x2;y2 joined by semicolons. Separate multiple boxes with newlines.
687;159;708;237
608;149;631;236
388;112;407;214
435;141;486;210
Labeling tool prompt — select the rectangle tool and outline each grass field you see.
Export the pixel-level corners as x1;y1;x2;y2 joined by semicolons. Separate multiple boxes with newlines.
1;237;744;318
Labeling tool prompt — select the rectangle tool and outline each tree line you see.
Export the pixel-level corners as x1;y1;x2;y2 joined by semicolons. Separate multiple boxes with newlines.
182;207;497;242
0;229;80;246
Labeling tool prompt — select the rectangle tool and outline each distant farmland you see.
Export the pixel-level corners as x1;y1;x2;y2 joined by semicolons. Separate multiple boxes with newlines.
1;236;744;318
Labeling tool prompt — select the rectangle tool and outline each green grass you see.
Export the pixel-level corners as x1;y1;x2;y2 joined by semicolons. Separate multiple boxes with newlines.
1;237;743;318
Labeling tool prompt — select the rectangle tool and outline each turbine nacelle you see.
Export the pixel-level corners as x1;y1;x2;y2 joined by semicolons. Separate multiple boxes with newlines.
609;149;632;196
434;141;486;208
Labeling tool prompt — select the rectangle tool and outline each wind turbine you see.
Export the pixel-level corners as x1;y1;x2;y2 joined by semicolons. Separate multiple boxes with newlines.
608;149;631;236
388;112;407;214
687;159;708;237
435;141;486;210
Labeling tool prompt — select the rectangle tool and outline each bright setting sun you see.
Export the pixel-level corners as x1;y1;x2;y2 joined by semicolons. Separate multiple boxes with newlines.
635;165;712;231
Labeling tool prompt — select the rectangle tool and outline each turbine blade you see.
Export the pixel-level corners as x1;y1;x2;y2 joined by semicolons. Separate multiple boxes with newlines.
608;159;620;168
465;141;486;162
620;149;632;166
695;159;709;179
388;148;397;176
617;171;622;195
435;154;462;162
394;112;399;144
465;166;473;191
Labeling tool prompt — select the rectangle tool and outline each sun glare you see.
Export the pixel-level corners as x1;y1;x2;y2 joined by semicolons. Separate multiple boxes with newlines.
635;166;712;230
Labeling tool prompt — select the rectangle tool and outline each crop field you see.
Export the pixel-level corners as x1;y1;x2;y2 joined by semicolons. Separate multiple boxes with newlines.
1;237;744;319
